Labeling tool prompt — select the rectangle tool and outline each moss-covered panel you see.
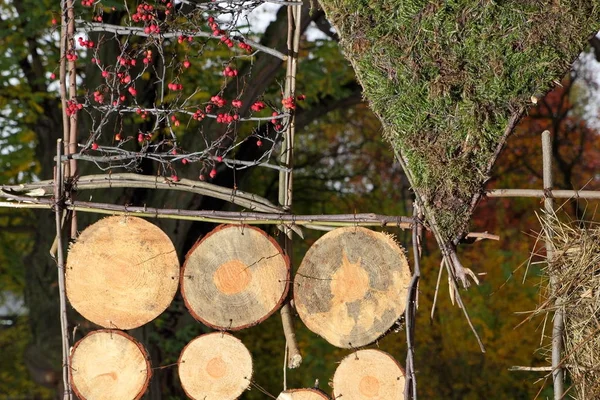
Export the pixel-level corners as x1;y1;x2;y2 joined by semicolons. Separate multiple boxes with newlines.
319;0;600;240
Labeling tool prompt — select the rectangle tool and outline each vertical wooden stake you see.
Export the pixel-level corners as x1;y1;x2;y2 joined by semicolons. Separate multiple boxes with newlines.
278;3;303;376
542;130;564;399
404;205;421;400
55;140;72;400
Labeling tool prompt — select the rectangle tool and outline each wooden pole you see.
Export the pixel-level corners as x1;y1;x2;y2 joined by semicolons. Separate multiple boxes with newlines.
542;130;564;399
278;2;303;373
404;204;421;400
54;140;72;400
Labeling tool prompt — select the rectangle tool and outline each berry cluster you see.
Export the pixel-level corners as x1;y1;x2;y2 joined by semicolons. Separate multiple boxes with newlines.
132;3;156;23
282;96;295;110
66;50;78;62
168;82;184;91
93;91;104;104
65;100;83;116
192;110;205;121
77;37;95;49
250;101;266;112
222;66;238;77
216;113;238;124
210;95;227;108
136;108;150;119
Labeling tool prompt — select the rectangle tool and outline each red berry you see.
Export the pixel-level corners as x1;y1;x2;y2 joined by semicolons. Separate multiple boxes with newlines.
209;168;217;179
91;143;99;150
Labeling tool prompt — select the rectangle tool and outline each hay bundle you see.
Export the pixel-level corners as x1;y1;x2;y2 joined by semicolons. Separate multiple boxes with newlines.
540;213;600;399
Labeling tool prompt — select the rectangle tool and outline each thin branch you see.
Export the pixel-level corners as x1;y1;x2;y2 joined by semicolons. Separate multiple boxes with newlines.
75;20;287;60
60;152;291;172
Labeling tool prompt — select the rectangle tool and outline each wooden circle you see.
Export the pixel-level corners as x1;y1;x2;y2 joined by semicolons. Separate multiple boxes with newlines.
332;349;405;399
277;388;330;400
178;332;252;400
294;227;411;348
70;330;151;400
66;216;179;329
181;224;289;330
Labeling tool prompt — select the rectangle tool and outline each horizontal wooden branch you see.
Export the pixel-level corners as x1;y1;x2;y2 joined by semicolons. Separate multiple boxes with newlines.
0;196;415;229
75;20;287;60
509;366;552;372
487;189;600;199
2;173;282;213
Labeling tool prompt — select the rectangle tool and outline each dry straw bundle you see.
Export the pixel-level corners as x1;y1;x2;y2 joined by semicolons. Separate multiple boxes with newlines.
539;212;600;399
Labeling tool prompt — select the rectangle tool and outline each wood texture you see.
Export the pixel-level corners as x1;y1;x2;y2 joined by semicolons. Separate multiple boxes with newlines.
332;349;405;400
70;330;151;400
181;224;289;330
66;216;179;329
178;332;252;400
277;388;330;400
294;227;411;348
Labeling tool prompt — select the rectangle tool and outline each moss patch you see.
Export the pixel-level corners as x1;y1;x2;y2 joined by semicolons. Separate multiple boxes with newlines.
319;0;600;240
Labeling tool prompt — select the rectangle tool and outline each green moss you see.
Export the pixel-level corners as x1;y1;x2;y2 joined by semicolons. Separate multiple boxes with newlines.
319;0;600;240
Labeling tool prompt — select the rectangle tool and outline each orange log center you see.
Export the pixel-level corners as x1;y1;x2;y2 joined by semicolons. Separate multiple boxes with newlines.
359;375;380;397
206;356;227;378
331;252;369;303
213;260;252;295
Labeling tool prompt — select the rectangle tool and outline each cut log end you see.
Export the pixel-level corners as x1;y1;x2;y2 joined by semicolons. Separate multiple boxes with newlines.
70;330;151;400
277;388;330;400
182;224;290;330
294;227;411;348
332;349;405;400
66;216;179;329
178;332;252;400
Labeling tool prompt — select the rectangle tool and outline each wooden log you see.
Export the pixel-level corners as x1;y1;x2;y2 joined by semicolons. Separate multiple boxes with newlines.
70;330;151;400
66;216;179;329
178;332;252;400
332;349;405;399
294;227;411;348
277;388;330;400
181;224;289;330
